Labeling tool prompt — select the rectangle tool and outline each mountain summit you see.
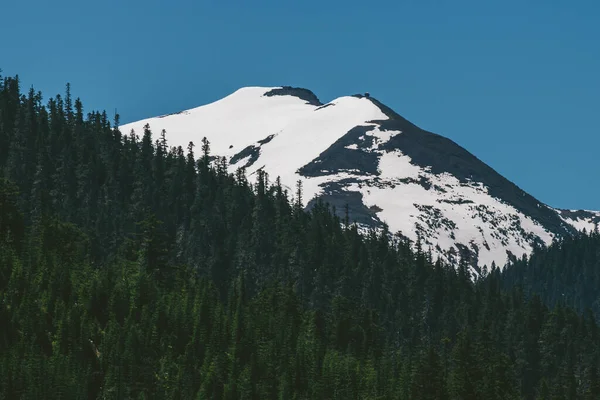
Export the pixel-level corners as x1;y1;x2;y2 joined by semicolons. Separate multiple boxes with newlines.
120;86;599;272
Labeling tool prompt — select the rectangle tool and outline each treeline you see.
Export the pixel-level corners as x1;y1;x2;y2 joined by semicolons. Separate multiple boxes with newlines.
502;230;600;321
1;73;600;399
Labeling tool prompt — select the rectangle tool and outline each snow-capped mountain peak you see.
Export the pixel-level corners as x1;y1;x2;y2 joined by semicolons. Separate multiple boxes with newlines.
120;86;599;273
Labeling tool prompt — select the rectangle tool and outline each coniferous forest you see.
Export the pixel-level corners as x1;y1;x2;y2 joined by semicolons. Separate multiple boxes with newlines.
1;73;600;399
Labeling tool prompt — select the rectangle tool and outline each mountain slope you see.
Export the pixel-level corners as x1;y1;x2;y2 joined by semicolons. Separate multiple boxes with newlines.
502;231;600;320
120;86;598;271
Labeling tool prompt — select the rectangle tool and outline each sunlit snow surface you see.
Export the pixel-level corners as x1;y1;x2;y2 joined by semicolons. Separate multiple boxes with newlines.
120;87;598;272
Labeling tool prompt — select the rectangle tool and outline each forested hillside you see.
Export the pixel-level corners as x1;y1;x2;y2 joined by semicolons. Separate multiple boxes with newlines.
502;231;600;321
1;73;599;399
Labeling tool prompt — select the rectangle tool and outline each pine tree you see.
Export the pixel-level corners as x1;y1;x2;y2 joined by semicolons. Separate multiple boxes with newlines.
411;346;447;400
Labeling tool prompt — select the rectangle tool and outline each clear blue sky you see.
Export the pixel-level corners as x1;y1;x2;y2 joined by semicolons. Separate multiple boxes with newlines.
2;0;599;210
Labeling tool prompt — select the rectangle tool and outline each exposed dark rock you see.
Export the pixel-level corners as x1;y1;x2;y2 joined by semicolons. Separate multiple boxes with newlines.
257;134;276;145
264;86;322;106
230;144;260;168
365;97;405;120
157;110;186;118
230;134;278;169
298;126;380;177
438;198;474;205
369;204;383;213
396;176;432;190
414;204;457;233
307;181;384;227
315;103;335;111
